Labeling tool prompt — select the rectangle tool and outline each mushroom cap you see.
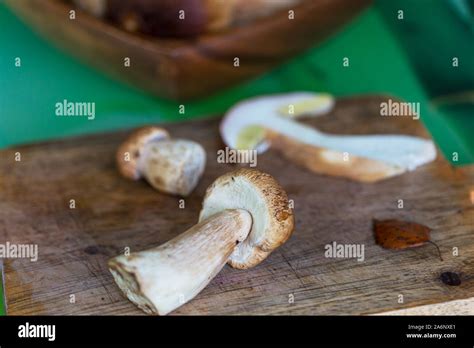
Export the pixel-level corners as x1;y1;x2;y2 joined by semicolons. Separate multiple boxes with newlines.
73;0;107;17
199;168;294;269
233;0;302;25
116;126;170;180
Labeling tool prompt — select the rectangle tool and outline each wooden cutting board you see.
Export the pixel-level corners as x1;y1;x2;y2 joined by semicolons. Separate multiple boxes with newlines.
1;95;473;315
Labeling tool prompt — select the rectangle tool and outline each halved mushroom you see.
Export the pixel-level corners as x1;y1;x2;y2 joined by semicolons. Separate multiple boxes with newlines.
199;169;294;269
116;126;206;196
108;168;294;315
220;92;437;182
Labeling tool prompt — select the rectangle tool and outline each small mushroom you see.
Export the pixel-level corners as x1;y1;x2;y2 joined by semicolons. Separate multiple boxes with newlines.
73;0;107;17
72;0;235;37
232;0;303;25
116;126;206;196
108;168;294;315
220;92;437;182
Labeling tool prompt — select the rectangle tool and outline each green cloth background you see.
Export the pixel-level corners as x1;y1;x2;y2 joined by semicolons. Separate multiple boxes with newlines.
0;0;473;315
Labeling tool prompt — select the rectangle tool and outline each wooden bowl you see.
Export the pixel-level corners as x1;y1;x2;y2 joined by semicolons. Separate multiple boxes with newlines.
5;0;371;100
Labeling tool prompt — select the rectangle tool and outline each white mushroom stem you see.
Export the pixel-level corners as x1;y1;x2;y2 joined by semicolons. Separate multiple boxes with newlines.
262;117;436;171
266;130;406;182
109;209;252;315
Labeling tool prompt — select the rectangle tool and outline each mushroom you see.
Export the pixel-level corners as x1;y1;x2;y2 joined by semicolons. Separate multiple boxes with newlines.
72;0;235;37
108;168;294;315
116;126;206;196
72;0;301;37
220;92;437;182
232;0;303;25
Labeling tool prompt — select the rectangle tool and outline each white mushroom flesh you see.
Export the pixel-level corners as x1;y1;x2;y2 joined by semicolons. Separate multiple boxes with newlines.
199;175;269;266
221;93;436;172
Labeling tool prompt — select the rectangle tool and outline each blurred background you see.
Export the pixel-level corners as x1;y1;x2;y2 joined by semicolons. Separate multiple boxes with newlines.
0;0;473;316
0;0;473;165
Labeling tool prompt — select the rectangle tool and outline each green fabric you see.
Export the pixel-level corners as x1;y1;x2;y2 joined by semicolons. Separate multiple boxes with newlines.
378;0;474;96
375;0;474;164
0;1;473;315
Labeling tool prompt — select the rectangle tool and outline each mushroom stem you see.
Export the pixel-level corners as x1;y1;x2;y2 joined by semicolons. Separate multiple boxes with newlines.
108;209;252;315
261;117;435;171
262;123;436;182
266;130;406;182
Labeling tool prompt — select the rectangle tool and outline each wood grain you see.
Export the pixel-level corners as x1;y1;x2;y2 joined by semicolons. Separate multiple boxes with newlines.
4;0;371;100
1;95;473;315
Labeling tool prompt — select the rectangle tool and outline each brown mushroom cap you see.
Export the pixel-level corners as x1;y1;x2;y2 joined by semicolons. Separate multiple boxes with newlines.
199;168;294;269
116;126;169;180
